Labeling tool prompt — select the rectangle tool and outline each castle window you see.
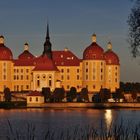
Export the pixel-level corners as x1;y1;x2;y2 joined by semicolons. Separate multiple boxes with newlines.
93;75;96;80
26;75;29;80
67;85;70;90
101;62;103;66
115;72;117;76
61;69;64;73
21;75;23;80
49;76;52;87
101;68;103;73
26;85;29;89
29;97;32;102
61;75;64;80
101;75;103;80
77;75;80;80
21;69;23;73
86;62;88;66
26;69;29;73
93;85;96;89
37;80;40;87
86;68;88;73
67;75;70;80
14;75;16;80
67;69;70;73
77;69;79;73
115;78;117;83
21;85;23;91
86;75;88;80
36;97;38;102
3;75;6;80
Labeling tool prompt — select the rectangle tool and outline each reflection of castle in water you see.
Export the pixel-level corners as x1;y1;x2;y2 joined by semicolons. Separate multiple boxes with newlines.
0;24;120;92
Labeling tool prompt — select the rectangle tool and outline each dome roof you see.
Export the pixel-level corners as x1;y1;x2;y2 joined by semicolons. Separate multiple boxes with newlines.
104;50;119;65
83;35;104;60
33;55;58;71
0;44;13;60
18;43;35;60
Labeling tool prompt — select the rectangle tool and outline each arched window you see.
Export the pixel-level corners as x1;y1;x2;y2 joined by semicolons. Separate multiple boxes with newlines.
48;75;52;87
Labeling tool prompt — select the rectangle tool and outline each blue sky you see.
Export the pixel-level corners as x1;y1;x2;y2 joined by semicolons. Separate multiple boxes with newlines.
0;0;140;82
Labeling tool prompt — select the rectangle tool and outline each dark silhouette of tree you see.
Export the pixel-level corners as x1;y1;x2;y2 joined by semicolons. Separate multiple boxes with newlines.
4;87;11;102
80;88;89;102
99;88;111;102
66;87;77;102
42;87;51;102
128;0;140;57
53;88;65;102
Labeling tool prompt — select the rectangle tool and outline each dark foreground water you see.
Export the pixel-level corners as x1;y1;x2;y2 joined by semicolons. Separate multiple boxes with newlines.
0;108;139;140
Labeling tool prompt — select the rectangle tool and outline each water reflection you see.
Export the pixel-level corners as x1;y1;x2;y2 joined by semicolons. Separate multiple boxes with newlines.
104;109;112;129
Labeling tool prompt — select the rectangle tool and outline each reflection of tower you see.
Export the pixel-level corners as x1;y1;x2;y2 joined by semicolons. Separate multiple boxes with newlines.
42;23;52;59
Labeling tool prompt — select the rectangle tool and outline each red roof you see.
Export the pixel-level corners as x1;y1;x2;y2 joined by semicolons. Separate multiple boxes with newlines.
13;59;35;66
0;44;13;60
33;54;58;71
27;91;43;96
52;50;81;66
18;50;35;60
104;50;119;65
83;42;104;60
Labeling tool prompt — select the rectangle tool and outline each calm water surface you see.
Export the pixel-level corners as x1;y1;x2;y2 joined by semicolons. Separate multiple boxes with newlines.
0;108;139;139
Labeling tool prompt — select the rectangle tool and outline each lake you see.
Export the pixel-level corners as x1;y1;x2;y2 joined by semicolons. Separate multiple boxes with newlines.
0;108;139;139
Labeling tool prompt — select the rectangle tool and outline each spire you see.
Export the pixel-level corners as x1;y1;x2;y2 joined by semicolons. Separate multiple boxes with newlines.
46;23;50;39
42;23;52;59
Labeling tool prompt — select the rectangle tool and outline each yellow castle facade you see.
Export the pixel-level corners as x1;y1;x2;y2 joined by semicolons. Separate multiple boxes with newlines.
0;25;120;93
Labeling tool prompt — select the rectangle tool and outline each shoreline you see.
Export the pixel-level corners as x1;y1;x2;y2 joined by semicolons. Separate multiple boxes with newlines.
27;102;140;109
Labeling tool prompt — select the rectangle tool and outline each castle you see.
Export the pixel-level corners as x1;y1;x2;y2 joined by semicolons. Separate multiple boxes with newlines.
0;25;120;93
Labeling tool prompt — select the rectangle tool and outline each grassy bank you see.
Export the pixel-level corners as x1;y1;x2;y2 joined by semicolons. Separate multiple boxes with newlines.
3;120;140;140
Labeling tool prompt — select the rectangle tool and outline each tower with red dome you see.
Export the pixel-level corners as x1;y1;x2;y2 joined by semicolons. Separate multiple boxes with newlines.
0;35;13;91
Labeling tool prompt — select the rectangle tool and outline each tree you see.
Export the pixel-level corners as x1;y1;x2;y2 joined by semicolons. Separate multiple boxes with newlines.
42;87;51;102
53;88;65;102
128;0;140;57
80;88;89;102
4;87;11;102
66;87;77;102
99;88;111;102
